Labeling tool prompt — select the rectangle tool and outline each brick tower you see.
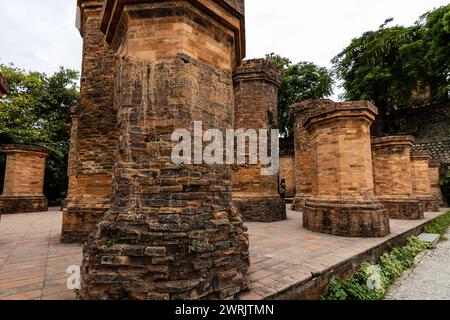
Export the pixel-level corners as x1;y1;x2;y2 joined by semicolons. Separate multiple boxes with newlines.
303;100;390;237
0;145;50;214
290;101;314;211
81;0;249;300
61;0;118;243
429;159;445;207
232;59;286;222
371;135;424;220
411;152;439;212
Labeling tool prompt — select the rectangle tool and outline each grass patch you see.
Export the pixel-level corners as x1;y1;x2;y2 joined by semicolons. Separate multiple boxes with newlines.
322;236;430;300
423;211;450;239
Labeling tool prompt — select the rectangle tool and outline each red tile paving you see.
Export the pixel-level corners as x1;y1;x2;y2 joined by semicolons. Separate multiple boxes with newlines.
0;206;446;300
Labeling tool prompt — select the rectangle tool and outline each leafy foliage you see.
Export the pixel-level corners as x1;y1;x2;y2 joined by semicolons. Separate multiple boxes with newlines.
265;53;334;137
0;64;79;205
322;237;430;300
332;5;450;134
423;211;450;237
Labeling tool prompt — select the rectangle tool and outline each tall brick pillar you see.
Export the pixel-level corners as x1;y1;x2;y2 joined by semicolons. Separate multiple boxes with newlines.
303;100;390;237
279;153;296;199
81;0;249;300
429;160;445;207
232;59;286;222
0;145;50;214
290;101;314;211
411;152;439;212
371;136;424;220
62;0;118;243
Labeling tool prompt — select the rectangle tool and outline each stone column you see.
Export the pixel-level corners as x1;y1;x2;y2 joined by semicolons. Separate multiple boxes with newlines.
232;59;286;222
81;0;249;300
429;160;445;207
303;100;390;237
371;136;424;220
62;0;118;243
411;152;439;212
280;153;296;199
0;145;50;214
290;100;314;211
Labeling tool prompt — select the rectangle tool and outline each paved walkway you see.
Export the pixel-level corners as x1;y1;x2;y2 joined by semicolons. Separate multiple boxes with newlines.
0;207;446;300
387;230;450;300
0;210;81;300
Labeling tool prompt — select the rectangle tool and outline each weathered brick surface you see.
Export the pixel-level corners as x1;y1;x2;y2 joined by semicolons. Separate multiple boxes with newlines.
392;101;450;165
371;136;424;220
411;152;439;212
62;0;118;243
302;100;390;237
279;154;295;199
0;145;49;214
232;59;286;222
81;0;249;300
429;160;445;207
290;101;314;211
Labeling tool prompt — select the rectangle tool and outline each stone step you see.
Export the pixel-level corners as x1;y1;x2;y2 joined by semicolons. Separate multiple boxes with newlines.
418;233;441;246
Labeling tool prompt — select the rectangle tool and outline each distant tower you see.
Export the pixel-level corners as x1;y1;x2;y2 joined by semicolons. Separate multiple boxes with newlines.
232;59;287;222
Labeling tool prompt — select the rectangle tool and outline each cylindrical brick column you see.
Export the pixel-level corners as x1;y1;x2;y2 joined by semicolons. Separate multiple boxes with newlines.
81;0;249;300
371;136;424;220
62;0;118;243
232;59;286;222
411;152;439;212
303;100;390;237
280;153;296;199
290;101;314;211
0;145;50;214
429;160;445;207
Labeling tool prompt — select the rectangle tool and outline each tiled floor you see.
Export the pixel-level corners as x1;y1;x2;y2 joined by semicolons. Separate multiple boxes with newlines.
0;210;81;300
0;206;446;300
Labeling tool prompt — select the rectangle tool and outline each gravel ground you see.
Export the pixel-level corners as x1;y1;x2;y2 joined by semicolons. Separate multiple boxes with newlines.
386;230;450;300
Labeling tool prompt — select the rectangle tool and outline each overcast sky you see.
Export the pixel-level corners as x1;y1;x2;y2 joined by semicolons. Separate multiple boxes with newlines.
0;0;448;86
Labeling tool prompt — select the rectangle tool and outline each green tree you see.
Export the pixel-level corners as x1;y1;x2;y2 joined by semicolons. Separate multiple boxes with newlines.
333;5;450;135
423;4;450;100
266;53;334;137
0;64;79;205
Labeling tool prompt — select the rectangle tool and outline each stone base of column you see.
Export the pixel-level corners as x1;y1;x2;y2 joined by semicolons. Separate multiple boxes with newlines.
61;203;110;243
303;199;390;237
379;199;424;220
0;196;48;214
233;195;287;222
293;196;309;212
418;197;440;213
